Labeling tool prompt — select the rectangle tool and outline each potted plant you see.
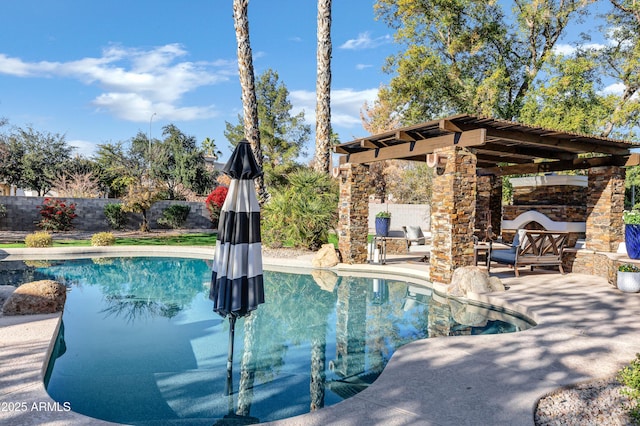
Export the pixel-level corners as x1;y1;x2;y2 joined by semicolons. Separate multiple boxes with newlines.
617;263;640;293
375;211;391;237
624;210;640;259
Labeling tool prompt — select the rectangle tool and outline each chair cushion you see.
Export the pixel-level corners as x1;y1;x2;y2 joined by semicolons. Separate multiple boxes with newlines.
490;249;516;265
406;226;425;245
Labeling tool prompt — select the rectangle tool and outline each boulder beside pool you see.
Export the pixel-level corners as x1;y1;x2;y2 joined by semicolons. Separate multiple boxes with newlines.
446;266;505;297
312;244;340;268
2;280;67;315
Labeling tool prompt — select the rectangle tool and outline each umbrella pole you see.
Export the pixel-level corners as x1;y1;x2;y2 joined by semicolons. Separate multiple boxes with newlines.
225;315;236;396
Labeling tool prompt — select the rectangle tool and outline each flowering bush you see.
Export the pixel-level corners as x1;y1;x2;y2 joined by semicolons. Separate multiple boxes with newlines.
205;186;228;225
37;198;78;231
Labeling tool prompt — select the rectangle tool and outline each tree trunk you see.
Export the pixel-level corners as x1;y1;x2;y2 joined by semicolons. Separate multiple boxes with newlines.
313;0;332;174
232;0;268;202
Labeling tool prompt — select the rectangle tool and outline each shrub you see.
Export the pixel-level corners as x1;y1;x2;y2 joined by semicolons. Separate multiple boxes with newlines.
25;231;53;248
262;169;338;250
619;264;640;273
205;186;229;225
618;353;640;422
91;232;116;246
157;204;191;229
104;203;127;230
624;210;640;225
37;198;78;231
0;203;6;219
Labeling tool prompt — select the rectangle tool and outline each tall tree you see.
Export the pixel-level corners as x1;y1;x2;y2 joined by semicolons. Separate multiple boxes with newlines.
233;0;268;202
202;137;222;161
153;124;212;198
374;0;590;124
93;140;146;198
597;0;640;138
0;126;73;195
225;69;311;188
313;0;333;174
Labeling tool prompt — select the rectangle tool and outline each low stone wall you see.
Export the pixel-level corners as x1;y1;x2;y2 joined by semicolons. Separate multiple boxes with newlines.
564;249;635;287
0;196;212;232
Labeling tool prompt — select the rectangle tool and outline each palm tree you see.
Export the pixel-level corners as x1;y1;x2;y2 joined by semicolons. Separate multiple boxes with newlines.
232;0;268;201
313;0;332;174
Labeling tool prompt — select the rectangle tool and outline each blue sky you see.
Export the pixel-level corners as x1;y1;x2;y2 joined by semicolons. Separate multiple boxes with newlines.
0;1;614;164
0;0;396;162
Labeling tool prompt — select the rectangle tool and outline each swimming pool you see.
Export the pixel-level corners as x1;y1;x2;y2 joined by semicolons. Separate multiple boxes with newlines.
24;256;533;425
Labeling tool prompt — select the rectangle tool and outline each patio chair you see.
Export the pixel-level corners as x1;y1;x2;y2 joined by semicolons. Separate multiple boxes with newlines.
487;230;568;277
402;226;429;252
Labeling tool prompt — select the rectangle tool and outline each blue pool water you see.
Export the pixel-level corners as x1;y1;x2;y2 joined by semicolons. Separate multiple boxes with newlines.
23;257;533;425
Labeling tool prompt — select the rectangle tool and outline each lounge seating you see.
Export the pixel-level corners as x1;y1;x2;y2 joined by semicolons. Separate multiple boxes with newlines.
487;230;568;277
402;226;430;252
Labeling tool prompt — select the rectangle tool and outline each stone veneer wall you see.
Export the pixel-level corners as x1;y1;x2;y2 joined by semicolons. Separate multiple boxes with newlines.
338;163;370;264
0;196;212;231
429;147;476;284
586;166;625;251
512;185;587;206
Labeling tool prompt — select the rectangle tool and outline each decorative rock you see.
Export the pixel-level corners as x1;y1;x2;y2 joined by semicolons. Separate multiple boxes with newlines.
446;266;505;297
0;285;16;308
312;244;340;268
2;280;67;315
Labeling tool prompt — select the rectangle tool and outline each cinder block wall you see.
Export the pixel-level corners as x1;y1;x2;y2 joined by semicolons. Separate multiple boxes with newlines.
0;196;212;231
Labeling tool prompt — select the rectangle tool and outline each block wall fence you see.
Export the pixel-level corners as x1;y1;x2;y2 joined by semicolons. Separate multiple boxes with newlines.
0;196;212;231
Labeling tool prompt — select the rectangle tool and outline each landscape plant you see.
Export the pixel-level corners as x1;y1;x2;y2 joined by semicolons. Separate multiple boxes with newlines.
0;203;6;219
37;198;78;231
25;231;53;248
205;186;228;226
121;182;162;232
261;169;338;250
91;232;116;246
617;353;640;423
104;203;127;230
157;204;191;229
624;210;640;225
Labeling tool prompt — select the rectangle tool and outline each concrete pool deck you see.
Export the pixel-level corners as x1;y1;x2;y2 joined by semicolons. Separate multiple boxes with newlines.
1;246;640;425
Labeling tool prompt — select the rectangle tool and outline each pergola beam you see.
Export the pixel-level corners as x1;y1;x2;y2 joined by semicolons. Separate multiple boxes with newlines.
479;155;636;176
338;129;486;164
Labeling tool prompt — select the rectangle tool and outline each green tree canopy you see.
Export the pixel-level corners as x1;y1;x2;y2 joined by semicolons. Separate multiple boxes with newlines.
152;124;212;198
0;126;73;195
374;0;589;124
225;69;311;188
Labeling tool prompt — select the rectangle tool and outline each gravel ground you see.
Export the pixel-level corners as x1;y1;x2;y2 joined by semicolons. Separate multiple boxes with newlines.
535;377;636;425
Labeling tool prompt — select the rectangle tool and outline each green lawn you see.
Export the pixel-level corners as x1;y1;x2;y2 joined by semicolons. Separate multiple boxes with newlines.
0;233;218;249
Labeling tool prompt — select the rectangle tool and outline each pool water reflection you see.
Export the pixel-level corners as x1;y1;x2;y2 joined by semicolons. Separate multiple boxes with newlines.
33;257;533;425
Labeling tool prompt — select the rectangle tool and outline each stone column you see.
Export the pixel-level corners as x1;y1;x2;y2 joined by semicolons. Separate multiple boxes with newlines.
586;166;625;251
338;163;370;264
429;147;477;284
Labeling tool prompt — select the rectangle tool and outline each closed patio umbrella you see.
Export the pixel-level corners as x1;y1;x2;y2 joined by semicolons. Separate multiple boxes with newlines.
210;140;265;396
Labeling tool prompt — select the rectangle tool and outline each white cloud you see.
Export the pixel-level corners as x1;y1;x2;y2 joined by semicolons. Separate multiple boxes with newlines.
68;139;99;157
340;32;391;50
290;87;379;128
601;82;625;96
553;42;607;56
356;64;372;70
0;44;236;122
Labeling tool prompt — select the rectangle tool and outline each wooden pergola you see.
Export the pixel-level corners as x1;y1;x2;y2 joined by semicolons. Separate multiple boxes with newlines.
334;114;640;173
332;114;640;283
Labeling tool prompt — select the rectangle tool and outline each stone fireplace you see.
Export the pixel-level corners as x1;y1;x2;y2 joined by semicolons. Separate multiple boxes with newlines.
501;175;587;246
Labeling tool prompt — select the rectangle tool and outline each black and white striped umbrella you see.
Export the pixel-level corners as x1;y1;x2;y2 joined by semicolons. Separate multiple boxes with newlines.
209;139;264;395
